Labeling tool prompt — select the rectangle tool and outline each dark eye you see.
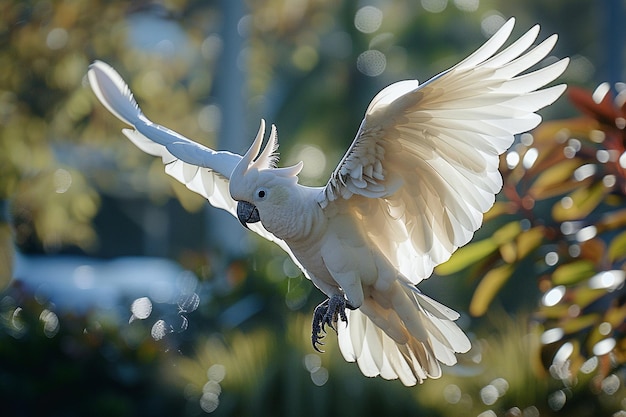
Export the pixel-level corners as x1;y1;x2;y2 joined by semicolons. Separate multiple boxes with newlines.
258;190;265;198
257;189;267;199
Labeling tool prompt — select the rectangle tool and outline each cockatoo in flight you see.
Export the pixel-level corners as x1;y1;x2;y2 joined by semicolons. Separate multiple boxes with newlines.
88;18;568;386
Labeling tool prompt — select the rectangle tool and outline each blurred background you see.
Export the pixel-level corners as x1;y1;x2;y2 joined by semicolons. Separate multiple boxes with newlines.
1;0;626;416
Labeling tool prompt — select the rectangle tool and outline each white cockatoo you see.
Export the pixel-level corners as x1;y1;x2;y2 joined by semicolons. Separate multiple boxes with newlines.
88;18;568;386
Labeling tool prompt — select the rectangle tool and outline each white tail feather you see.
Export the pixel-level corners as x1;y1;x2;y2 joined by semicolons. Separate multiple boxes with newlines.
338;282;470;386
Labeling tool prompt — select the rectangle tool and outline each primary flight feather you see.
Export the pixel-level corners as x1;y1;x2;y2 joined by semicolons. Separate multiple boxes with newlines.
88;18;568;386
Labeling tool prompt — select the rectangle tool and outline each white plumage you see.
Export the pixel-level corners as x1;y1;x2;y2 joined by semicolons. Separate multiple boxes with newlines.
88;18;568;386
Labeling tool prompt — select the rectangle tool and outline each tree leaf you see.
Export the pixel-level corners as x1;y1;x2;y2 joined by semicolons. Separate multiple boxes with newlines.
568;86;620;127
572;287;607;309
483;201;514;222
516;226;545;260
528;158;584;200
492;221;522;245
499;242;517;264
560;312;601;334
469;263;515;316
552;182;608;221
552;260;596;285
608;231;626;262
436;238;498;275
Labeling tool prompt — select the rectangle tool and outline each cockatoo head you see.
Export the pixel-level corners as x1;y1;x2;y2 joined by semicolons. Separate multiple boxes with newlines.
229;120;303;232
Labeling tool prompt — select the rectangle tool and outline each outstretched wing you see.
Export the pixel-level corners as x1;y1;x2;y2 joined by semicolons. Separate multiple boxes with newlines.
88;61;291;251
319;18;569;282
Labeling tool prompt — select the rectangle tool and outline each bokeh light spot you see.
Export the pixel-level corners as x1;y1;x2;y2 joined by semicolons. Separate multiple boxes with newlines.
47;28;68;50
40;309;60;338
53;169;72;193
151;319;172;341
283;258;301;278
207;364;226;383
589;270;625;290
178;293;200;313
522;147;538;169
357;50;386;77
354;6;383;34
443;384;462;404
541;328;564;344
506;151;519;169
454;0;479;12
200;391;219;413
592;82;610;104
294;144;327;180
542;285;565;307
304;353;322;372
592;337;616;356
603;174;616;188
481;13;506;37
560;196;573;210
480;384;499;405
545;252;559;267
548;390;567;411
422;0;448;13
573;164;596;181
576;225;597;242
580;356;598;374
523;406;540;417
131;297;153;320
599;321;612;336
310;366;329;386
596;149;610;163
601;374;620;395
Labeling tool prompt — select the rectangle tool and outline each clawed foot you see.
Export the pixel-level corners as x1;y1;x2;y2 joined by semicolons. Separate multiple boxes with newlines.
311;294;354;353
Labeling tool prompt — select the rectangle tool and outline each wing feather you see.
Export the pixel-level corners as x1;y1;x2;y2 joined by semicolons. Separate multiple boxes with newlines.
88;61;301;263
320;18;568;283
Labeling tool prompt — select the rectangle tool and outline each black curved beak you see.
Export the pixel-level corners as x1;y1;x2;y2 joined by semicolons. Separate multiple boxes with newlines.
236;201;260;229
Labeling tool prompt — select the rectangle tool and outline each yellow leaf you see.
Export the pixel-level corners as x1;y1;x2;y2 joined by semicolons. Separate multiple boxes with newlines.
516;226;545;260
560;313;601;334
552;182;608;221
529;158;583;199
484;201;513;222
499;242;517;264
492;221;522;245
572;287;607;309
608;230;626;262
552;261;596;285
436;238;498;275
469;263;515;316
537;304;571;319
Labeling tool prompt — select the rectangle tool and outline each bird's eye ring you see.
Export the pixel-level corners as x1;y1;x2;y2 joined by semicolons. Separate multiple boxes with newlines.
256;188;268;200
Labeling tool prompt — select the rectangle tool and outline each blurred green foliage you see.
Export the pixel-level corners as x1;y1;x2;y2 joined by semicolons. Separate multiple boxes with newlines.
1;0;624;416
436;85;626;414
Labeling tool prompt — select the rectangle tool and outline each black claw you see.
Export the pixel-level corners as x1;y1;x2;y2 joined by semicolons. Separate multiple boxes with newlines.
311;294;350;352
312;299;329;352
